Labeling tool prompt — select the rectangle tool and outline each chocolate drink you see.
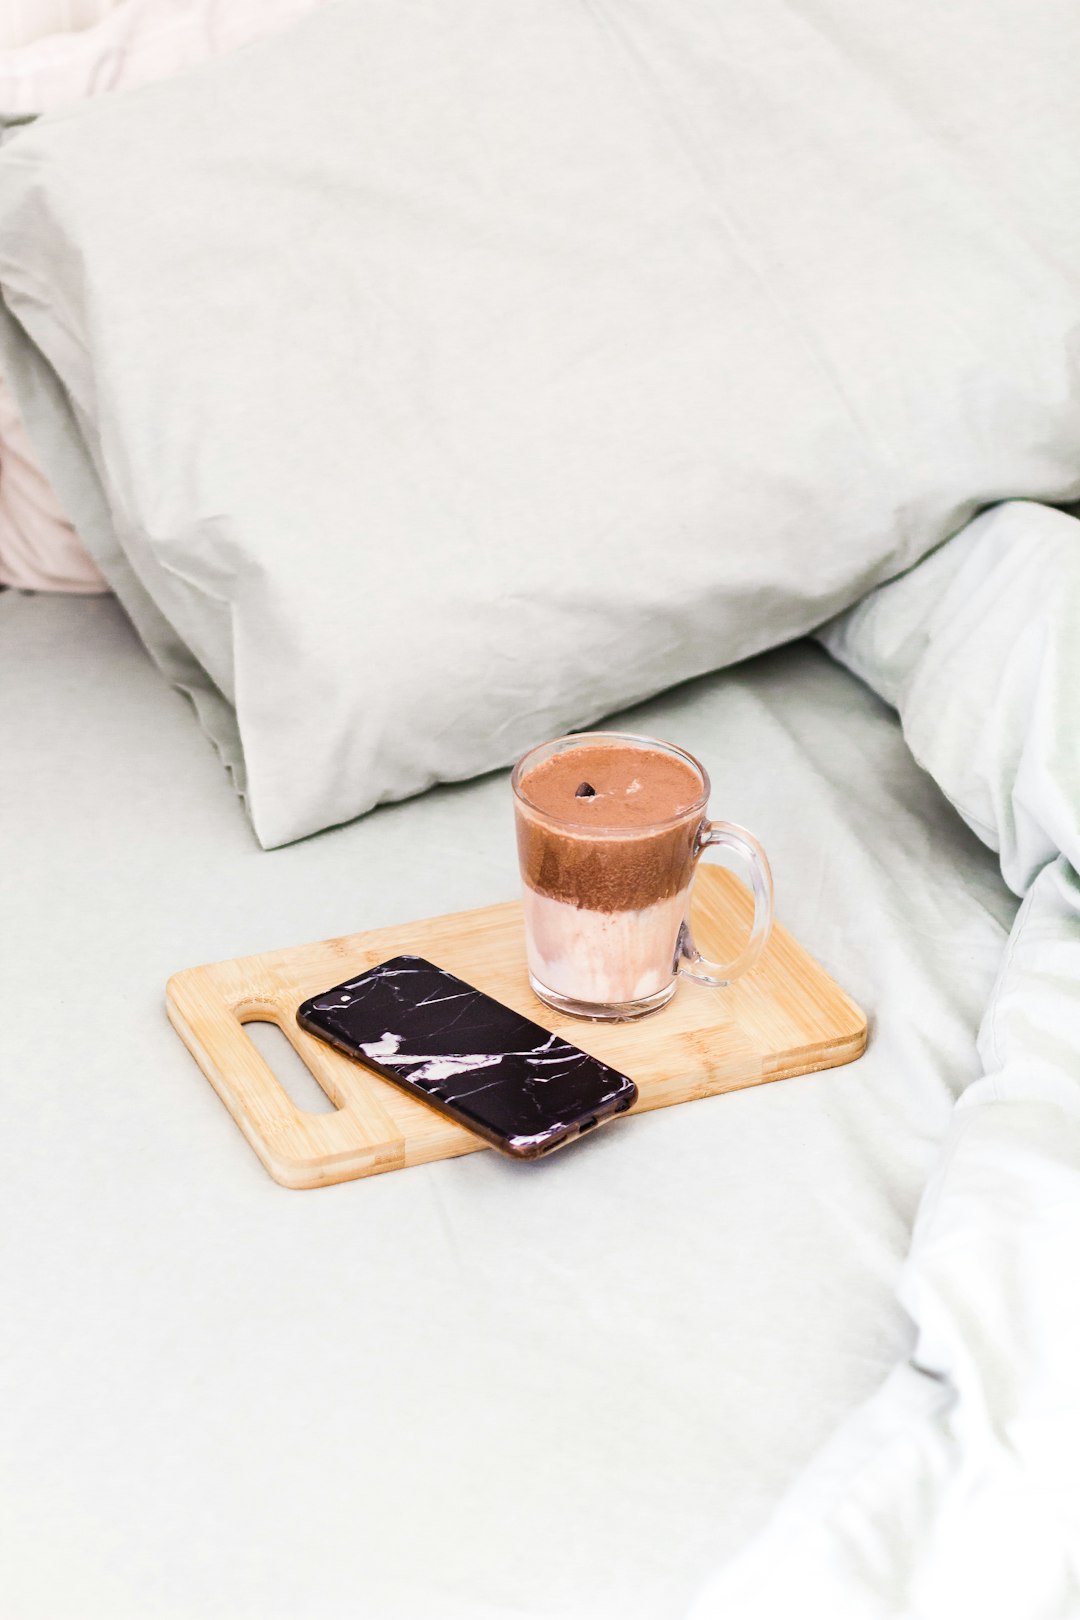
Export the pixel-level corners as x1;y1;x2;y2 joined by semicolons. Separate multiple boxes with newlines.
514;740;706;1009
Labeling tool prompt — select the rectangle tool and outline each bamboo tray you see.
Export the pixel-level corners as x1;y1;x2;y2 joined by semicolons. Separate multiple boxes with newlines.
166;869;866;1189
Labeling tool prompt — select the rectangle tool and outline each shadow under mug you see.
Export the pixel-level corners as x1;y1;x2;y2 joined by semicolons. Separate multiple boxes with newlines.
512;731;775;1021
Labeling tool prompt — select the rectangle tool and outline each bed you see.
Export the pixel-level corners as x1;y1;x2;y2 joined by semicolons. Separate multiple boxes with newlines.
0;584;1016;1619
2;1;1079;1615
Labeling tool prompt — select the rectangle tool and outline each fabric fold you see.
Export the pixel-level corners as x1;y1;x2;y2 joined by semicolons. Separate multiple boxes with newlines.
688;500;1080;1618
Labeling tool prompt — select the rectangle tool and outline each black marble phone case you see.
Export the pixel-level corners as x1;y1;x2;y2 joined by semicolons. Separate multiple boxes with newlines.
297;955;638;1158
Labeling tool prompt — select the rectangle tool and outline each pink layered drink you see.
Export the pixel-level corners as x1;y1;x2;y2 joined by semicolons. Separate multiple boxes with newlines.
513;738;706;1015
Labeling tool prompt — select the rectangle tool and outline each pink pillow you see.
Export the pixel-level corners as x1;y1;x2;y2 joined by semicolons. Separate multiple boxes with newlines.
0;376;105;592
0;0;328;593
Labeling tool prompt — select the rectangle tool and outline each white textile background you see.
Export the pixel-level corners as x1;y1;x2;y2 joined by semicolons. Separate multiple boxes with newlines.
0;0;122;49
689;502;1080;1617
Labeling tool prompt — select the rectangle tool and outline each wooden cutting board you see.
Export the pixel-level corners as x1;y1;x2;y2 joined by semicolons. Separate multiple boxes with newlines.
166;869;866;1189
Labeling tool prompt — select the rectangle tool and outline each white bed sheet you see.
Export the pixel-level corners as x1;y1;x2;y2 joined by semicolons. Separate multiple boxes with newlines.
0;590;1015;1620
692;500;1080;1618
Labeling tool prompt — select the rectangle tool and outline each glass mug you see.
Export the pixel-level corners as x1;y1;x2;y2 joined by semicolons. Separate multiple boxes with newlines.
512;731;774;1020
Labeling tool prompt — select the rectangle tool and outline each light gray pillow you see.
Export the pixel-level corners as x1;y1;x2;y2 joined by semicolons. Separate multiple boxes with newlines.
1;0;1079;846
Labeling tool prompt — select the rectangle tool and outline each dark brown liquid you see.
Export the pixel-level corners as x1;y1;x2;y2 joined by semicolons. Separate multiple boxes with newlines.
515;743;703;911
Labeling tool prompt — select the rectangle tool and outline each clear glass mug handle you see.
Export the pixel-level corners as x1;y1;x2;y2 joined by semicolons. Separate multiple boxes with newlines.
678;821;775;987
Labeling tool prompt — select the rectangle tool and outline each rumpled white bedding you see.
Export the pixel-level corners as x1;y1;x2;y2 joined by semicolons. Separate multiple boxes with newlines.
0;586;1014;1619
689;501;1080;1616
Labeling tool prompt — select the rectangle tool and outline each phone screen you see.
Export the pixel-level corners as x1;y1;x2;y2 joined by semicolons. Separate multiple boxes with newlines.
297;955;637;1158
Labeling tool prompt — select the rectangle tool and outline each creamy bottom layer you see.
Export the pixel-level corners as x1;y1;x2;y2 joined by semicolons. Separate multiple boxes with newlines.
522;886;689;1007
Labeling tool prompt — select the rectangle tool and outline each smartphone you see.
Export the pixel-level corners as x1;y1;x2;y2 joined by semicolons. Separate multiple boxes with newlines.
296;955;638;1159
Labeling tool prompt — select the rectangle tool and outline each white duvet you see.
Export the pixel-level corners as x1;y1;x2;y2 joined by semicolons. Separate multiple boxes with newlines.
689;501;1080;1617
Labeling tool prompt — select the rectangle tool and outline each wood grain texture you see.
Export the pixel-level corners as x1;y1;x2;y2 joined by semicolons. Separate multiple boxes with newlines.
166;869;866;1189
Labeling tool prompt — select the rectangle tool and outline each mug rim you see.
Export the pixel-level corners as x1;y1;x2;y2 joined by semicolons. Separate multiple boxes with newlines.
511;730;711;834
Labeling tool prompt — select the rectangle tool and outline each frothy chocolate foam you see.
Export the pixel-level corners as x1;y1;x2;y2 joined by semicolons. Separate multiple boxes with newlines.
515;743;704;912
